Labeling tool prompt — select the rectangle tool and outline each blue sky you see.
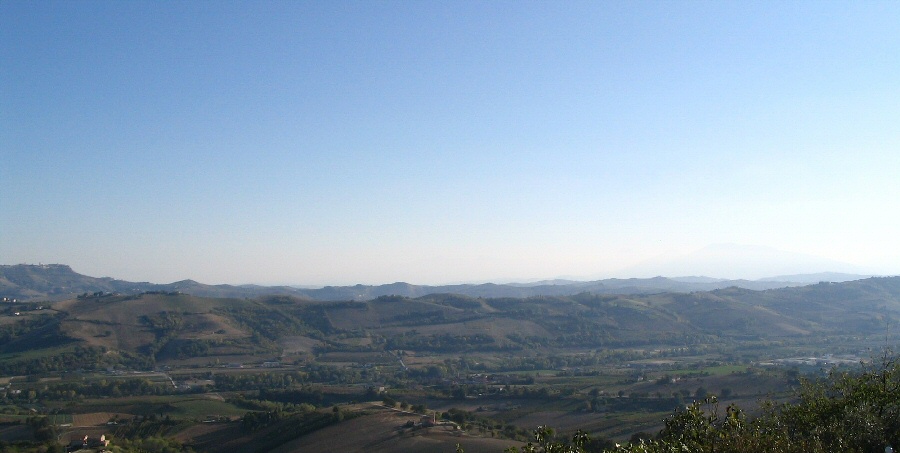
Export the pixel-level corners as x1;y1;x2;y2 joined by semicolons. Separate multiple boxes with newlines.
2;1;899;285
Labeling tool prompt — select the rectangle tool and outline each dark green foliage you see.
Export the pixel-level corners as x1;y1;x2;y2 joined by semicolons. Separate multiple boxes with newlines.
0;345;126;374
614;355;900;452
113;435;193;453
502;426;609;453
216;304;331;342
213;371;305;391
777;355;900;452
0;313;71;353
260;387;326;406
6;377;176;401
241;409;285;432
26;417;56;442
113;414;188;440
439;408;533;442
240;410;345;453
385;332;498;352
158;338;210;359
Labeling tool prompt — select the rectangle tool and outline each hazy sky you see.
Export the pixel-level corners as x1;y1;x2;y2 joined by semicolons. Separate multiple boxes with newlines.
2;1;899;285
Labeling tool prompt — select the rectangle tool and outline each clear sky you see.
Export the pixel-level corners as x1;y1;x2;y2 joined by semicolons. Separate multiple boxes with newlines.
2;1;899;285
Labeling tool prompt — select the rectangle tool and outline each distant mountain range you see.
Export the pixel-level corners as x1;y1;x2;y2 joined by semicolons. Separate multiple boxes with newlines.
0;264;877;302
620;243;868;280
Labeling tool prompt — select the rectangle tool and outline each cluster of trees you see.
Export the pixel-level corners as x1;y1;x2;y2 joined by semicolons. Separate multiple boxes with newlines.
258;387;326;406
27;416;57;442
438;408;539;442
212;371;307;391
161;337;268;361
76;291;119;299
401;357;489;379
388;309;448;324
0;345;122;375
239;407;346;451
112;414;185;441
241;404;347;433
459;384;554;400
139;311;270;363
0;313;66;353
138;311;186;361
380;395;426;413
489;349;726;373
615;357;900;452
493;426;614;453
139;291;182;296
112;436;192;453
0;415;190;453
4;377;178;402
158;339;211;359
241;408;289;432
500;356;900;453
0;302;45;315
304;364;394;384
218;304;332;342
385;332;500;352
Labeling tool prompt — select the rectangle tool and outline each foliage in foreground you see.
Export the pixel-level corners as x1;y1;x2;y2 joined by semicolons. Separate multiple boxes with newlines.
618;355;899;453
496;356;900;453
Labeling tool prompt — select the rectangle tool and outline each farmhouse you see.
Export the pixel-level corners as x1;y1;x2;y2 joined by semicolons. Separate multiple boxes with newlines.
67;434;110;451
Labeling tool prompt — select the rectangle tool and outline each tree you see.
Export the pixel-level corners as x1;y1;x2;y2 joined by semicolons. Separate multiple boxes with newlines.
503;426;597;453
694;386;707;399
612;355;900;453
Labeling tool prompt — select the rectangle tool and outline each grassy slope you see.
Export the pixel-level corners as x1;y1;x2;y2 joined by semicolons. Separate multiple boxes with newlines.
2;277;900;370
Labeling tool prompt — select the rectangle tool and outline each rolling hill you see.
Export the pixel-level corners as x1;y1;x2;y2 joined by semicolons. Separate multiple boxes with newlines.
3;276;900;373
0;264;876;303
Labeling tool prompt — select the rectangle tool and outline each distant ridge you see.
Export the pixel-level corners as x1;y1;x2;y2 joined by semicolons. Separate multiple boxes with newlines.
669;276;728;283
759;272;877;283
0;264;309;302
0;263;875;302
622;243;865;279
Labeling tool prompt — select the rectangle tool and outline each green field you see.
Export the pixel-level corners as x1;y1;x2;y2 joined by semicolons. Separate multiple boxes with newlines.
168;397;249;419
1;278;898;451
41;395;247;420
48;413;73;424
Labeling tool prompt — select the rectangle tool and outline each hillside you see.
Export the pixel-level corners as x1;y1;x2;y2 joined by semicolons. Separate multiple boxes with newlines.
0;264;310;302
4;277;900;452
0;264;875;303
3;277;900;374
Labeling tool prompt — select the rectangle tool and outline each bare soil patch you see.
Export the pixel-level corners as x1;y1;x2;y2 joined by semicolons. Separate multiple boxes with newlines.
73;412;119;426
271;408;523;453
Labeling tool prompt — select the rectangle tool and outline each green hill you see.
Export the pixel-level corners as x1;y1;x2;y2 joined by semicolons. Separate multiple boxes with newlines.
2;263;869;303
2;277;900;374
